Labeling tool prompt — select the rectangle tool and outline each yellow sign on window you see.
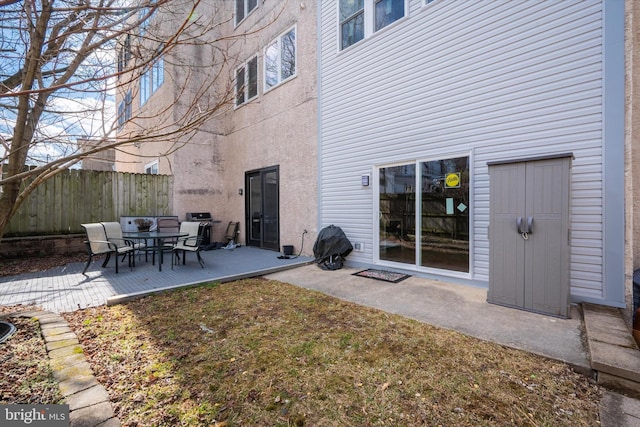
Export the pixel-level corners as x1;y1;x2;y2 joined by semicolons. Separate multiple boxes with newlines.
445;173;461;188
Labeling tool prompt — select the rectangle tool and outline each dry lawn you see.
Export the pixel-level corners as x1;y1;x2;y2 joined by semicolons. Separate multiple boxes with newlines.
58;278;602;426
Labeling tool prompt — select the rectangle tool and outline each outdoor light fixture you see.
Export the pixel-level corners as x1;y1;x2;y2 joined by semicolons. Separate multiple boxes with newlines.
238;189;243;195
361;175;370;186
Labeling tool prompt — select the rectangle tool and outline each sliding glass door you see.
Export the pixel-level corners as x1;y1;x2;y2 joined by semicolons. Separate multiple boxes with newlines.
419;156;469;272
379;156;469;273
379;164;416;264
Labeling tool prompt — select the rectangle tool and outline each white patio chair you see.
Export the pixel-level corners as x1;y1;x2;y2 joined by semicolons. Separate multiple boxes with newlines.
172;221;205;268
81;223;134;274
101;221;146;261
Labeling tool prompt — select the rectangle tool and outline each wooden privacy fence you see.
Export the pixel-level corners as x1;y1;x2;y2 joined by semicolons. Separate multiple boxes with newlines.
5;170;173;237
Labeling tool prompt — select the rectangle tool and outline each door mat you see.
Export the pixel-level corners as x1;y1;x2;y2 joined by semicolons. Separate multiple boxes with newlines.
353;269;410;283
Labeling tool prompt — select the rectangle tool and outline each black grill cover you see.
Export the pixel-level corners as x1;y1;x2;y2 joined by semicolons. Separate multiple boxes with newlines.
313;225;353;266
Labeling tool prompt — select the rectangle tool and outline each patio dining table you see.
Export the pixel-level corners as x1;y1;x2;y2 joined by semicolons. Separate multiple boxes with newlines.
123;231;188;272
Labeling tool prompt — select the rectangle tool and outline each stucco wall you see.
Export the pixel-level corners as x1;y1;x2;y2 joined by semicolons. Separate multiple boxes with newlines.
219;0;318;251
116;1;318;250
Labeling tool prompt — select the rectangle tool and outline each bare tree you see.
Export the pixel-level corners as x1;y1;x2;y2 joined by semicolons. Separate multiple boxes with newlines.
0;0;247;240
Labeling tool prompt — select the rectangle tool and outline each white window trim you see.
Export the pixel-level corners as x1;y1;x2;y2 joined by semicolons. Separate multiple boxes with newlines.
140;68;150;106
235;55;259;108
373;151;474;280
338;0;409;52
145;160;159;174
140;51;164;106
263;25;297;93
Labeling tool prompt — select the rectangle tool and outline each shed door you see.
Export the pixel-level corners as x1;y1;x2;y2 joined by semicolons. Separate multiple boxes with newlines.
488;157;571;317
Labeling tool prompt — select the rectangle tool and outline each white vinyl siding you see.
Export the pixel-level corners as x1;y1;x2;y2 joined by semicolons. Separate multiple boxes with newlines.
319;1;623;304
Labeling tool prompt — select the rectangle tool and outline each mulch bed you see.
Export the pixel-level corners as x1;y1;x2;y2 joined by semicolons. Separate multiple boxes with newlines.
0;253;88;278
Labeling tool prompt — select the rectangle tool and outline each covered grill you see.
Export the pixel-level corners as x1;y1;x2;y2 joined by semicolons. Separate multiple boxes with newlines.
186;212;213;221
313;225;353;270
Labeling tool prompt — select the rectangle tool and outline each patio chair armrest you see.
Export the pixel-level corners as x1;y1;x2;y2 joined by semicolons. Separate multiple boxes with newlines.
107;237;135;247
84;239;118;251
176;235;201;248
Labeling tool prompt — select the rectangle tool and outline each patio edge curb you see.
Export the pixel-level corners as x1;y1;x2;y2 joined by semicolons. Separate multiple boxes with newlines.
105;260;313;306
14;310;121;427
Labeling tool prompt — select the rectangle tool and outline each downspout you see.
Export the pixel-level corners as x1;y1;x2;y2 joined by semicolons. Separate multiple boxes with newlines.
316;0;323;233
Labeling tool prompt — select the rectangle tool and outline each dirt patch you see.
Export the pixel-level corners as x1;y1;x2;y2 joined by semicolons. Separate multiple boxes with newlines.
0;313;63;405
0;253;88;277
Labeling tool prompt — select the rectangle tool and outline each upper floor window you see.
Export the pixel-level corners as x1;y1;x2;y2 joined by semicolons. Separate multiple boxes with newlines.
139;7;156;36
340;0;406;50
375;0;405;30
117;34;132;76
236;0;258;25
140;51;164;106
236;55;258;106
118;90;132;130
264;26;296;91
340;0;364;49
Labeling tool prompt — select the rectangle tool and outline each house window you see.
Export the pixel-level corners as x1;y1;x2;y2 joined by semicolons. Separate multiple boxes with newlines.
139;7;156;36
151;54;164;92
340;0;406;50
140;51;164;106
117;34;131;75
340;0;364;50
117;90;132;130
236;56;258;106
140;68;149;105
375;0;404;31
145;160;159;174
236;0;258;25
264;26;296;91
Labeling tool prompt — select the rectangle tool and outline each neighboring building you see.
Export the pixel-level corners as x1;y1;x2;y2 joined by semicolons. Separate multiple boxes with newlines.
318;0;630;318
78;138;115;171
115;0;318;250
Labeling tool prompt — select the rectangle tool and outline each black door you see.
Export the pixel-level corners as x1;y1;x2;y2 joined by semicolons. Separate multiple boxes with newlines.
245;166;279;250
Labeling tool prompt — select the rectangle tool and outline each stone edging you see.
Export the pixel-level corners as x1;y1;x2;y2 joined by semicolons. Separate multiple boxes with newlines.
15;311;120;427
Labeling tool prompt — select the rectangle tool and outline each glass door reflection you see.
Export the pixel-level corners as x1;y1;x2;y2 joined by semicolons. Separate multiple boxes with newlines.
379;164;416;264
